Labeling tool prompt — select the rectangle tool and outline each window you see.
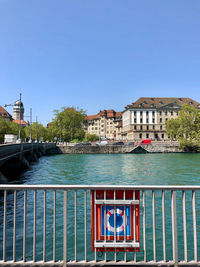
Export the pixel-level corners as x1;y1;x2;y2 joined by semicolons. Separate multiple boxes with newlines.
146;134;149;138
134;118;136;123
152;118;155;123
171;111;173;116
153;125;155;130
160;118;162;123
134;111;136;116
165;111;168;115
134;125;137;130
152;111;155;116
140;118;143;123
140;111;142;116
95;127;97;130
101;130;104;132
147;125;149;130
166;118;168;122
139;133;142;138
146;111;149;116
140;125;143;130
146;118;149;123
139;104;143;107
162;134;164;139
160;125;162;130
160;111;162;115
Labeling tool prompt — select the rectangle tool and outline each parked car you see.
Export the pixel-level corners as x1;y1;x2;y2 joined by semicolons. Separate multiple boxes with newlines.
96;141;108;146
139;139;151;145
127;142;135;146
113;141;124;145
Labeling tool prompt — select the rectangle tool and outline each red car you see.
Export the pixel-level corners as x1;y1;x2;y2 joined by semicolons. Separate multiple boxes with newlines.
139;139;151;145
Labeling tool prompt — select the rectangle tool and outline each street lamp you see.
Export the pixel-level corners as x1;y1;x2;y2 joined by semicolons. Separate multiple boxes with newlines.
24;108;32;142
5;93;22;143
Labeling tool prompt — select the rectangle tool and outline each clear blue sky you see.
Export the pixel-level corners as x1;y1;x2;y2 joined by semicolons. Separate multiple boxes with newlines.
1;0;200;125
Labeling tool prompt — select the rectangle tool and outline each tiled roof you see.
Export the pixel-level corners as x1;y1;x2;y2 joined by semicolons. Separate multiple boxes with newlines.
85;115;100;121
0;106;12;119
125;97;200;109
85;110;122;121
13;119;27;126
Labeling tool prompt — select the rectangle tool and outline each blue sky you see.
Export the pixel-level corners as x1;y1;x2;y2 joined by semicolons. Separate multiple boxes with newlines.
1;0;200;125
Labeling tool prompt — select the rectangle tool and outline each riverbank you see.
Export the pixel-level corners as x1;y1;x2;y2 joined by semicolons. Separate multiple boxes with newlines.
57;141;183;153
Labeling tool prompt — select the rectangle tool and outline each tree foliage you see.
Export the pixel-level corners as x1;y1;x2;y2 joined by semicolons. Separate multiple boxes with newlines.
25;122;47;141
166;104;200;151
85;133;99;142
52;107;86;142
0;118;25;143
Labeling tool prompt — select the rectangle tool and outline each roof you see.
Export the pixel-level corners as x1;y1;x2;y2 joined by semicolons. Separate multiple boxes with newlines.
13;119;27;126
125;97;200;109
0;106;12;119
85;114;100;121
85;110;122;121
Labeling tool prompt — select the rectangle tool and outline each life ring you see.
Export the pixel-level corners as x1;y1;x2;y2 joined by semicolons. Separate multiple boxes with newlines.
106;207;126;234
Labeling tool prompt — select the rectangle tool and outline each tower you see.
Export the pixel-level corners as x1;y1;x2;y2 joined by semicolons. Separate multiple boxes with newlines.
13;100;24;121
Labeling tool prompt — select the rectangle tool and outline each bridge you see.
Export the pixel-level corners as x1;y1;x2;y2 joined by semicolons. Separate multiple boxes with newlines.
0;143;59;180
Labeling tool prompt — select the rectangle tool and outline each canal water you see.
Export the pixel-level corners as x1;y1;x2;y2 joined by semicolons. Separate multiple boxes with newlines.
1;153;200;262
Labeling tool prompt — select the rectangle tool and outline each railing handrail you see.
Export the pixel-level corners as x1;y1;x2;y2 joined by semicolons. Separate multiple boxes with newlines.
0;184;200;190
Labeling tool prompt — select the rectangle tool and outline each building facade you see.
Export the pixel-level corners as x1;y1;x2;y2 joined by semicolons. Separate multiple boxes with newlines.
85;110;122;140
0;106;12;121
121;97;200;141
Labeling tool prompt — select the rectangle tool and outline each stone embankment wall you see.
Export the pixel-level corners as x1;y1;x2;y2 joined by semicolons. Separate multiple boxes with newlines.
58;142;183;154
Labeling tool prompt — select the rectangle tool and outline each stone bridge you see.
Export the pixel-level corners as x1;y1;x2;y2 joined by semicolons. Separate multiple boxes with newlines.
0;143;58;182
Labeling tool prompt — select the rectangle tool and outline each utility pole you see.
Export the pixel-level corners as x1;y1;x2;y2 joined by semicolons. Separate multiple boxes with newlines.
30;108;32;142
36;116;38;142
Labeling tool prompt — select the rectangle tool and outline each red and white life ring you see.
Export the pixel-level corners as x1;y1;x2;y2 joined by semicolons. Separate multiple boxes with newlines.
106;207;126;234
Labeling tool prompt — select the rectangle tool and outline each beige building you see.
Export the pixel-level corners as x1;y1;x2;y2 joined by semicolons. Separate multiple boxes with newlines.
85;110;122;140
121;97;200;141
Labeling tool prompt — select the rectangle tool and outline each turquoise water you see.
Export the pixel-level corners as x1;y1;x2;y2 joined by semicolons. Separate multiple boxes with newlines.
1;153;200;262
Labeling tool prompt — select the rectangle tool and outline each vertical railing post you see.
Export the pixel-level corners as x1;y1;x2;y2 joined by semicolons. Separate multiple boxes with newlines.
172;190;178;267
143;190;146;263
192;190;197;262
13;190;17;262
3;190;7;262
63;190;67;267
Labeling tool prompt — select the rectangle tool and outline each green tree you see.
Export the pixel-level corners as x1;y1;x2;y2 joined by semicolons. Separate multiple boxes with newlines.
52;107;86;142
166;104;200;151
0;118;25;143
25;122;47;141
85;133;99;142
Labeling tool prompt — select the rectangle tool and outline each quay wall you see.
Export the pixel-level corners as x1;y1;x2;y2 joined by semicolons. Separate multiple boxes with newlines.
58;142;183;154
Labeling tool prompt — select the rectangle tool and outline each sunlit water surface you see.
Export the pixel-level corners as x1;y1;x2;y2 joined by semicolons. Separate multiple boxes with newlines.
1;153;200;262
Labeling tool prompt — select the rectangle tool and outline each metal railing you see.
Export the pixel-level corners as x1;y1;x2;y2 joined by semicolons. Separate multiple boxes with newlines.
0;185;200;266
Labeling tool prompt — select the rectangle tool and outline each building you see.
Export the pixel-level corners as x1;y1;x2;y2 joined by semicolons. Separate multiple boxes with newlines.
85;110;122;140
0;106;12;121
121;97;200;141
12;100;27;127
